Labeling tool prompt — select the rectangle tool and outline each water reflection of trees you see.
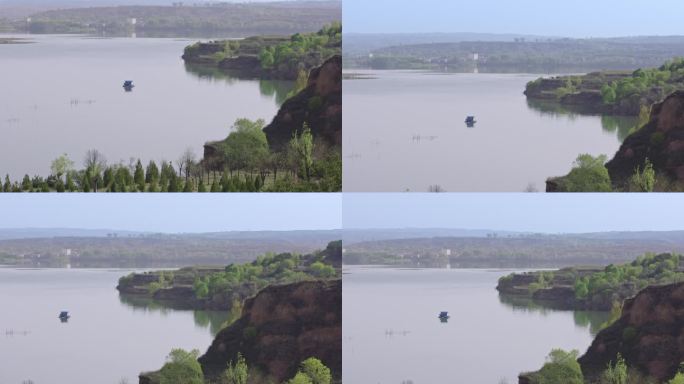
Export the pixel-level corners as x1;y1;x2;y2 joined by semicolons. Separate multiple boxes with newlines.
183;62;293;105
526;98;638;142
498;293;609;335
118;294;230;336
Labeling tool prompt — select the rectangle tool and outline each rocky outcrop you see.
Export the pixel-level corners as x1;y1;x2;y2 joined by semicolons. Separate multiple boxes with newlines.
263;55;342;150
199;279;342;383
116;267;239;311
497;267;617;311
606;91;684;188
579;282;684;382
525;72;635;115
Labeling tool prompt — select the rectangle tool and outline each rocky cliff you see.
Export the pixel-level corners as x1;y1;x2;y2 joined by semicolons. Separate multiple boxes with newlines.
117;267;239;310
606;91;684;188
578;282;684;382
198;279;342;383
263;54;342;151
497;267;607;310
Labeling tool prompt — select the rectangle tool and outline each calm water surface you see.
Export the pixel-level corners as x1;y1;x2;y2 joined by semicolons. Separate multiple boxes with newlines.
343;70;637;192
0;34;292;179
343;267;609;384
0;268;229;384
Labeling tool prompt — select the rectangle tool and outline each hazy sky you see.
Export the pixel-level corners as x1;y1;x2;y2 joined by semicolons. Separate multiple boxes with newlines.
343;0;684;37
0;194;341;232
343;193;684;233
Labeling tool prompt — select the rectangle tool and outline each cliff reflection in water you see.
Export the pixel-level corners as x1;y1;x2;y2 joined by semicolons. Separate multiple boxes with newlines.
526;98;639;142
118;293;231;336
184;62;294;106
498;293;610;335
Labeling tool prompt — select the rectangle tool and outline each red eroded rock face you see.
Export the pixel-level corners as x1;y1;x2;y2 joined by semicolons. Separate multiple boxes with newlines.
579;282;684;382
199;279;342;383
263;55;342;151
606;91;684;188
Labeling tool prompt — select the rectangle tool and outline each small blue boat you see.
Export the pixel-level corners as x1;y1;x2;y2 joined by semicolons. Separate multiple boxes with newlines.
123;80;135;88
465;116;476;127
58;311;70;320
438;311;450;319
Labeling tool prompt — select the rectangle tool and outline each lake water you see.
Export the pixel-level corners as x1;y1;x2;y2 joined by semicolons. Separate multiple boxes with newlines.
343;267;609;384
0;268;229;384
0;34;292;180
343;70;637;192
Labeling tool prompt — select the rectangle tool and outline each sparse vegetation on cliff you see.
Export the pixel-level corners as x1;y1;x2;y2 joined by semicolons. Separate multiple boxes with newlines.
498;253;684;311
526;58;684;116
118;241;341;311
548;90;684;192
183;23;341;80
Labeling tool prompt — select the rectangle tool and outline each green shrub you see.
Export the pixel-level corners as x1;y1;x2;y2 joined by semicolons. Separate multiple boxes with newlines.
562;154;613;192
158;349;204;384
224;352;248;384
299;358;332;384
602;353;628;384
629;159;656;192
669;372;684;384
536;349;583;384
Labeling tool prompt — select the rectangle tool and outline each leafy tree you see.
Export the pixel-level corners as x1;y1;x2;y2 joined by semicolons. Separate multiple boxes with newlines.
210;178;221;192
197;178;207;192
55;178;65;192
183;178;194;192
146;160;160;184
563;154;612;192
220;172;231;192
310;261;335;278
3;174;10;192
224;353;248;384
259;49;275;69
158;349;204;384
602;354;628;384
601;84;617;104
629;159;655;192
50;154;74;181
290;123;315;181
288;372;313;384
535;349;583;384
669;373;684;384
134;160;145;191
83;149;106;191
300;358;332;384
221;119;269;175
21;175;31;191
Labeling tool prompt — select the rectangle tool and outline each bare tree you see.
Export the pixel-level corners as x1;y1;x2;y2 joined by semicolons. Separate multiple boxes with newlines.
83;149;107;171
428;185;445;193
83;149;107;192
176;147;196;181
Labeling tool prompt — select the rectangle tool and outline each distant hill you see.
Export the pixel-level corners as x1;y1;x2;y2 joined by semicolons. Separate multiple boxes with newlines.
0;228;341;267
0;1;341;36
343;34;684;74
0;228;146;240
342;228;524;245
343;229;684;267
343;32;556;55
